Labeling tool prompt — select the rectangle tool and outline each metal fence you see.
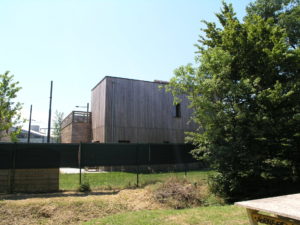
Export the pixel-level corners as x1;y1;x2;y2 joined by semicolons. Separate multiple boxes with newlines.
0;143;201;168
0;143;207;192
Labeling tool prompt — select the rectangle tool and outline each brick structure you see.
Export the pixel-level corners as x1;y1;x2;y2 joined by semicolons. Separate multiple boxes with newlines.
61;111;91;143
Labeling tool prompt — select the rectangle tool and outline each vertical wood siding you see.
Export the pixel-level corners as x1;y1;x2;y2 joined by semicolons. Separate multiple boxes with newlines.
92;77;197;143
91;78;106;142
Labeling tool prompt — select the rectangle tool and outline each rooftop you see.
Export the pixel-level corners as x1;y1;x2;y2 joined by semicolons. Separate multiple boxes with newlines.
91;76;169;91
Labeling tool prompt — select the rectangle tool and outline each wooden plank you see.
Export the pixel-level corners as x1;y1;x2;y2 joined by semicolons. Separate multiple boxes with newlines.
247;209;258;225
251;211;300;225
91;77;107;142
12;169;59;192
0;169;10;193
236;194;300;222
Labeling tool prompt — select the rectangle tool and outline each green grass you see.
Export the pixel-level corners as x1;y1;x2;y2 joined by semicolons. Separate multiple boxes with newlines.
82;205;248;225
59;170;214;190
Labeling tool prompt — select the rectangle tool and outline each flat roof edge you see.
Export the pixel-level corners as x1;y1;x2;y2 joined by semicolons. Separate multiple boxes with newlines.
91;76;108;91
91;76;169;91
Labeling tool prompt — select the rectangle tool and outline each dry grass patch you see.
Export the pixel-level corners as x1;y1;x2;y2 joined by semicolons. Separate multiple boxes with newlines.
153;177;210;209
0;189;164;225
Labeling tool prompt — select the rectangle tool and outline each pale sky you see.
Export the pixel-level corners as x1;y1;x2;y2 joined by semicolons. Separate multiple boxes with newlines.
0;0;253;130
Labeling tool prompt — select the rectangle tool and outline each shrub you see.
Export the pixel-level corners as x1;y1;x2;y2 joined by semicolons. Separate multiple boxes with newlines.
166;1;300;202
78;182;91;193
209;172;300;203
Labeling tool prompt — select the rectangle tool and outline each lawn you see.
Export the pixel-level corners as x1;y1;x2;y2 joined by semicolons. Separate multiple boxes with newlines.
83;206;249;225
0;190;248;225
0;170;250;225
60;170;215;190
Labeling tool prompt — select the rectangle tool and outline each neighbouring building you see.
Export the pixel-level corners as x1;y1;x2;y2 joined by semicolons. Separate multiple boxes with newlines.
61;76;197;143
17;127;56;143
61;111;91;143
1;126;56;143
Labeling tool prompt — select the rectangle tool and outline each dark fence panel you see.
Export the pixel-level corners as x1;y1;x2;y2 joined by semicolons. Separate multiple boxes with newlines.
140;144;197;165
82;143;138;166
148;144;181;164
0;143;14;169
0;143;79;169
58;144;79;167
0;143;197;169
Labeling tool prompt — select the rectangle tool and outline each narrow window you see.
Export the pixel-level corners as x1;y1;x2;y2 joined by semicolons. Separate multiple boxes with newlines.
174;103;181;118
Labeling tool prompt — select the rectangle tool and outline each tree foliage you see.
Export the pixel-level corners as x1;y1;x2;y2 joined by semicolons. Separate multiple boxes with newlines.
166;1;300;201
52;110;64;143
0;71;23;142
246;0;300;48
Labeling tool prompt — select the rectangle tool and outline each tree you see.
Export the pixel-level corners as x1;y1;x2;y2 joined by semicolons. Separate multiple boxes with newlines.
0;71;23;142
166;2;300;201
52;110;64;143
246;0;300;48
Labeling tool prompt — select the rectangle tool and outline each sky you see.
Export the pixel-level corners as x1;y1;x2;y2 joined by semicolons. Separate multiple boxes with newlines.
0;0;253;131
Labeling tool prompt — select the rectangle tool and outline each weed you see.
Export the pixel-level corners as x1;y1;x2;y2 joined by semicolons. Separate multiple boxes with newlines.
78;182;91;193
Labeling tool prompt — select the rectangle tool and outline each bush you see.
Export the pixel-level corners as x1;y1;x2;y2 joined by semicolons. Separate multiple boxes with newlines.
209;172;300;203
78;182;91;193
153;177;203;209
166;1;300;202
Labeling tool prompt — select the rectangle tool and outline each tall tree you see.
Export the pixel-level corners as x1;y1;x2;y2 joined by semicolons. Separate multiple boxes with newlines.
246;0;300;48
166;2;300;201
52;110;64;143
0;71;23;142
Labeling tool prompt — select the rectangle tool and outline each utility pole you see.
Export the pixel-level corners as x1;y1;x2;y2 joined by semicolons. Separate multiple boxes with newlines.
47;81;53;143
86;102;89;122
27;105;32;143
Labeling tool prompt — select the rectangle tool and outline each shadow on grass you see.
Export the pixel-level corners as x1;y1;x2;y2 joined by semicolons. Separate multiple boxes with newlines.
0;190;120;201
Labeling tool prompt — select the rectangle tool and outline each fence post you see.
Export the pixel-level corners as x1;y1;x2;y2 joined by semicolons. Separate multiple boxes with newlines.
78;143;82;185
184;163;188;177
148;144;151;173
9;144;17;193
184;144;188;177
136;144;139;187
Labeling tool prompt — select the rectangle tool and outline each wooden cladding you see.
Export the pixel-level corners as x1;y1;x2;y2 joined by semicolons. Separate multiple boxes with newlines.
0;168;59;193
61;111;92;143
91;76;196;143
61;111;91;129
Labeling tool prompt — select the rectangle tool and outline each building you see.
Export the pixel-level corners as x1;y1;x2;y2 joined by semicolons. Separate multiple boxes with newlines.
61;76;196;143
61;111;91;143
91;76;196;143
0;125;56;143
17;126;56;143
